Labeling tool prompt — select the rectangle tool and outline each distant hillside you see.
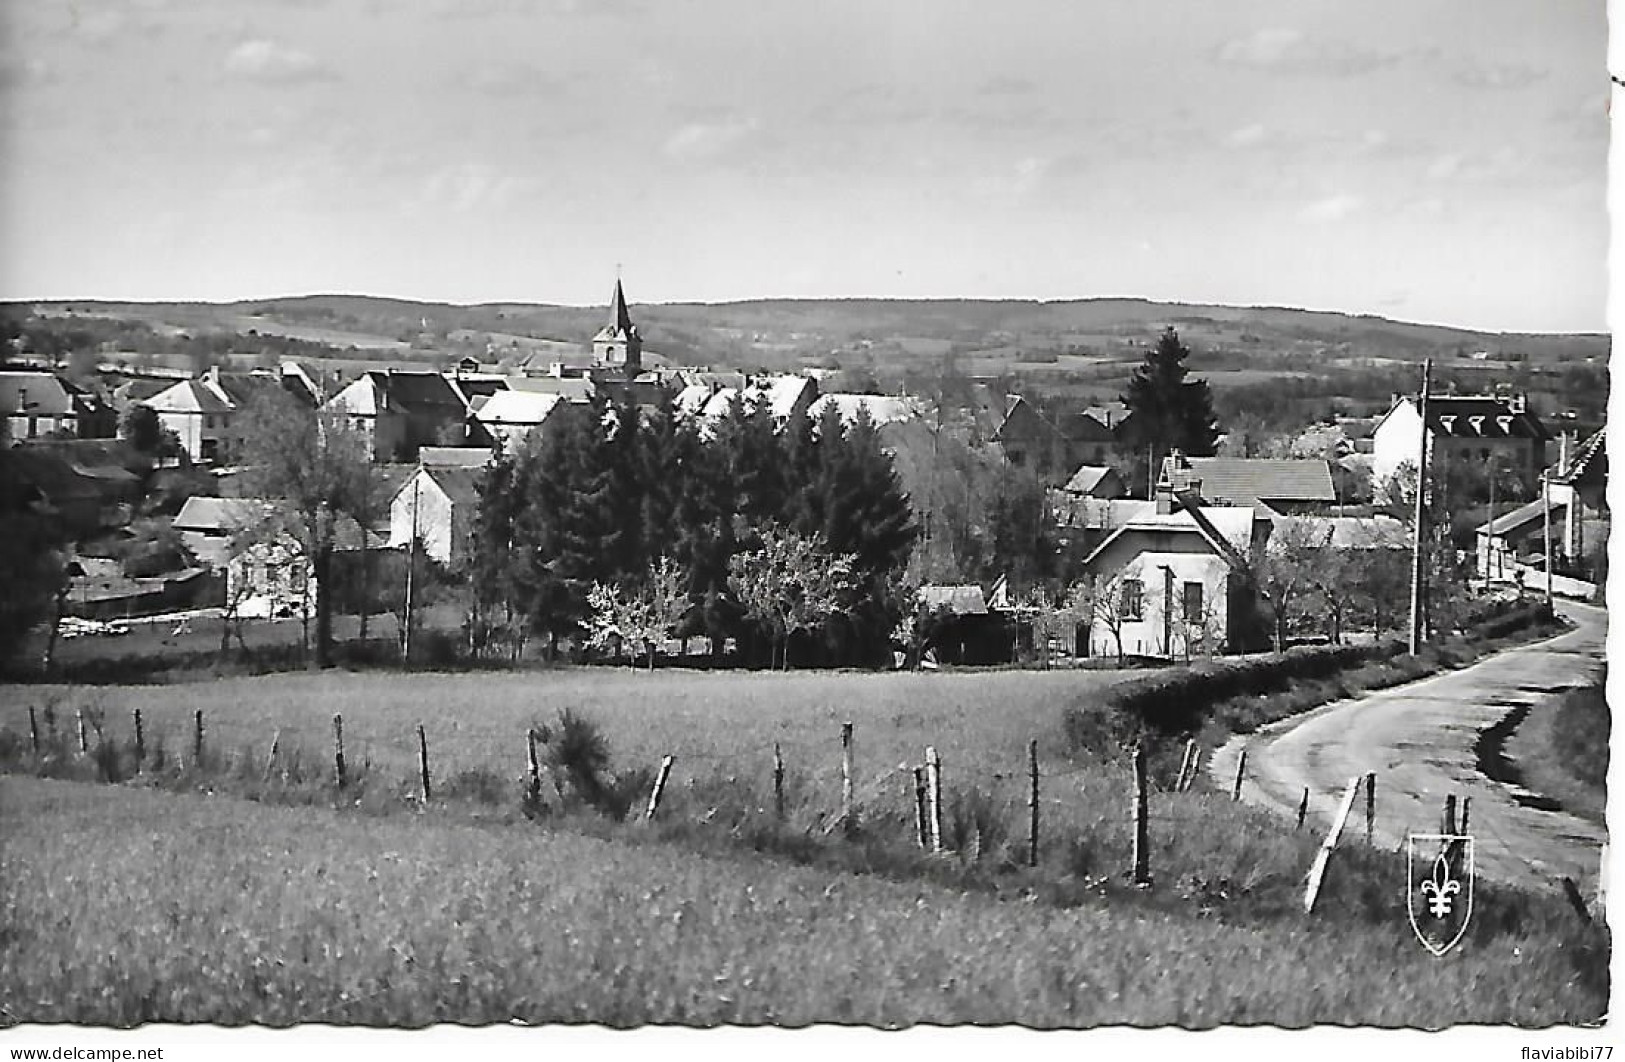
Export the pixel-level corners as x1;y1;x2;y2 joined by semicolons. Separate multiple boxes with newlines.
20;295;1607;401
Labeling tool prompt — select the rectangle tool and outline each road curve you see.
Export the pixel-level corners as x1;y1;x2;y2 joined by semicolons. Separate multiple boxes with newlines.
1211;601;1608;895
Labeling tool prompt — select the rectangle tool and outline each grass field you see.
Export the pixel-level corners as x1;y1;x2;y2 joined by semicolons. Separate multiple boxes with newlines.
0;777;1607;1028
1507;681;1608;826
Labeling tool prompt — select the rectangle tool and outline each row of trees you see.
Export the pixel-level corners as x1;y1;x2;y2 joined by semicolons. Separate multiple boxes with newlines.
470;394;917;668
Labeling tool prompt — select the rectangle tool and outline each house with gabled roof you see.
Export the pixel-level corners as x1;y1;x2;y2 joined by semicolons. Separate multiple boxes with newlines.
389;465;485;566
142;365;319;464
1183;456;1338;512
326;369;468;462
1372;392;1549;495
470;389;569;451
1;369;81;442
1077;456;1270;658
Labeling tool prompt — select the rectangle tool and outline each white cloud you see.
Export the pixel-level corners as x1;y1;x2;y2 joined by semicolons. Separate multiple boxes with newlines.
461;62;565;97
664;117;759;160
413;162;519;214
1298;194;1363;223
223;40;334;85
1214;27;1406;77
1225;123;1268;148
1450;62;1548;91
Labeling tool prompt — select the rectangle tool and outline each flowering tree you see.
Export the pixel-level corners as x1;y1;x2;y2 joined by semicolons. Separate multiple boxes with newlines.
728;526;855;670
585;555;690;671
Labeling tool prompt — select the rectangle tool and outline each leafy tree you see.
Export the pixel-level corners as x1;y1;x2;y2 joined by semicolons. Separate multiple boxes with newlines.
1253;519;1331;652
1089;565;1142;664
119;404;164;454
728;525;855;669
235;389;376;668
585;556;690;670
0;449;69;673
1121;326;1221;460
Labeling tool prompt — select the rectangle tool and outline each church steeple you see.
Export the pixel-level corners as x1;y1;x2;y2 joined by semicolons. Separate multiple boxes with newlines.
592;275;642;375
609;278;633;334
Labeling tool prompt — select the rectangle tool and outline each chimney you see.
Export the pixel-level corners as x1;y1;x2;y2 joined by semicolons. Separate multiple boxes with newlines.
1155;449;1193;515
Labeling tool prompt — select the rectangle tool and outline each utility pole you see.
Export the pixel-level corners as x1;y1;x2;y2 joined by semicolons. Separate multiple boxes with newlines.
1407;359;1431;655
1542;469;1554;611
1160;564;1174;658
402;473;420;661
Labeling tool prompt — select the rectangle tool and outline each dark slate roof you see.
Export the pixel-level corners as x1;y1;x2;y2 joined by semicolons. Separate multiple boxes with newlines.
1054;410;1115;443
1552;427;1606;487
1425;395;1549;441
1062;464;1116;495
1186;457;1337;506
421;465;484;509
0;370;74;417
371;370;468;412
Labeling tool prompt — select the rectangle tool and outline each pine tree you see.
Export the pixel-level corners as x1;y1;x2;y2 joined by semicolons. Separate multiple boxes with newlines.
1122;326;1221;460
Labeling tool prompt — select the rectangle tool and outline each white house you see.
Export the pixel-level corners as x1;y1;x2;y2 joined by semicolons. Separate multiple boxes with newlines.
1077;458;1269;659
171;496;314;618
470;389;567;451
1371;392;1549;494
389;465;483;566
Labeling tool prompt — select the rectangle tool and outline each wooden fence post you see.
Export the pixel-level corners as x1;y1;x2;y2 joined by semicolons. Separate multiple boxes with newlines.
1302;775;1363;914
1442;794;1458;837
526;728;542;808
645;755;674;821
1459;795;1470;835
772;743;785;823
42;704;56;743
332;714;347;790
1131;744;1151;886
417;724;432;803
28;706;38;755
1562;877;1592;925
76;708;88;755
262;729;282;782
1231;748;1247;801
132;708;145;766
916;769;929;850
1175;739;1195;792
192;709;204;768
1364;772;1376;845
840;722;854;833
924;746;943;854
1296;787;1309;831
1028;739;1040;868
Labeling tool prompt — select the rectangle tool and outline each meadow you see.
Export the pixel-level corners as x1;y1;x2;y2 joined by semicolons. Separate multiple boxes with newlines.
0;776;1607;1028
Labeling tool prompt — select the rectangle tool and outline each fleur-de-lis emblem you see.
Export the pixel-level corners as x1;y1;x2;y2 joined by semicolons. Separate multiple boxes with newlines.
1420;853;1461;918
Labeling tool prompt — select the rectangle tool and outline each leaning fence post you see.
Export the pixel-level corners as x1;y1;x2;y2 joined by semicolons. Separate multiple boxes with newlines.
76;708;88;755
526;728;542;808
1176;738;1197;792
1028;739;1041;868
1364;772;1376;845
332;714;347;790
1442;794;1458;836
262;729;282;782
1296;786;1309;831
132;708;145;767
911;766;928;848
1562;877;1592;925
840;722;854;833
417;724;432;803
645;755;675;821
28;706;39;755
1131;743;1152;886
772;743;785;823
1302;775;1363;914
1231;748;1247;801
924;746;943;854
1458;795;1470;835
192;709;204;768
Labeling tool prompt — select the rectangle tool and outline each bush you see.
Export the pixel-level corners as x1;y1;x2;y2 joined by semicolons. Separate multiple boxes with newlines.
1062;599;1561;759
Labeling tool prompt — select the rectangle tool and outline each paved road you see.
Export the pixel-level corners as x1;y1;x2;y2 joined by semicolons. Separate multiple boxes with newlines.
1211;601;1608;895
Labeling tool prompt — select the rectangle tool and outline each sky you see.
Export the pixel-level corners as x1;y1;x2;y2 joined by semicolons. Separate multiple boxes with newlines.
0;0;1610;333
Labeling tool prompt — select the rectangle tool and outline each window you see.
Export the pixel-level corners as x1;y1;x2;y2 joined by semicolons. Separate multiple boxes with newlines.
1121;579;1143;621
1183;581;1204;622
